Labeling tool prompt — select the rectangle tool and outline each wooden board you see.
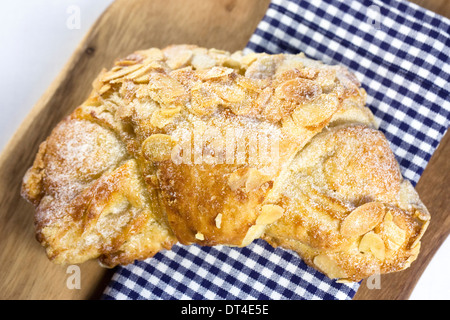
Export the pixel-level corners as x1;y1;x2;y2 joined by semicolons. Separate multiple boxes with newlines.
0;0;448;300
409;0;450;19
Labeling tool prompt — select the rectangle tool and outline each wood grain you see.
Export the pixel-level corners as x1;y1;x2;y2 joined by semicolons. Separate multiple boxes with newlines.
409;0;450;18
0;0;448;300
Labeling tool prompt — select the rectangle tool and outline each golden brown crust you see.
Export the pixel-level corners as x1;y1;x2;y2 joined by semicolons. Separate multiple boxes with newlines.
21;45;429;279
263;125;430;281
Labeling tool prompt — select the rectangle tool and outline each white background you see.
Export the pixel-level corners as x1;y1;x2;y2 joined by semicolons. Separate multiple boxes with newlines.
0;0;448;300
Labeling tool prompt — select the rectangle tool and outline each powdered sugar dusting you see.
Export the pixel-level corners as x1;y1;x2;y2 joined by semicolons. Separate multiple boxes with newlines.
39;119;127;224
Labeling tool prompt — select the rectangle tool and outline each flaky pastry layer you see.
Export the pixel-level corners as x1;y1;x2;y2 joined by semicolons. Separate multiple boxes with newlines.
22;45;429;281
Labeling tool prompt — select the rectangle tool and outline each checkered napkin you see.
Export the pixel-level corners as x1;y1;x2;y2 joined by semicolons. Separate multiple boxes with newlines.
102;0;450;300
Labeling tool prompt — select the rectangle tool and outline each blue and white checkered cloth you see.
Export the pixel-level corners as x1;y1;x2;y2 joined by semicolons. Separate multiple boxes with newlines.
102;0;450;300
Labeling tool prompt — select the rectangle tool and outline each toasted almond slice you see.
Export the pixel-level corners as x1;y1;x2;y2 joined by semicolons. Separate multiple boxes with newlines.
198;66;234;80
213;83;246;103
414;207;431;222
228;168;272;193
240;224;266;247
190;86;220;116
316;68;337;92
142;134;176;162
245;168;271;192
236;77;267;92
126;61;161;80
116;60;138;67
136;48;164;61
98;84;111;95
148;73;186;104
290;93;339;127
227;168;249;191
195;232;205;241
191;53;216;70
256;204;284;225
148;72;185;91
215;214;223;229
359;231;386;261
382;211;407;250
313;255;347;279
166;50;193;69
209;48;228;55
150;107;181;129
274;78;322;103
340;202;386;237
102;63;144;82
240;53;258;68
110;66;123;72
160;106;182;116
134;75;150;84
274;61;305;78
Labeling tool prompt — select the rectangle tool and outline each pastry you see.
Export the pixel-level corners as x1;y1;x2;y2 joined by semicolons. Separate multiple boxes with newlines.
21;45;430;281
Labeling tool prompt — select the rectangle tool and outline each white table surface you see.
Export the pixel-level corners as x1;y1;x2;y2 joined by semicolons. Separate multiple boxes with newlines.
0;0;448;300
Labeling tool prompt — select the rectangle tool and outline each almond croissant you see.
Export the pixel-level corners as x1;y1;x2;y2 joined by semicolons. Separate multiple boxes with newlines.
21;45;430;282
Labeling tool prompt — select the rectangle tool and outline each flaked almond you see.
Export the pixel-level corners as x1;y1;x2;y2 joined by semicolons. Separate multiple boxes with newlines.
110;66;122;72
290;93;339;127
190;85;220;116
227;168;249;191
294;67;318;80
148;73;186;104
166;50;193;69
241;224;266;247
316;68;337;92
134;75;150;84
191;54;216;70
237;77;267;92
137;48;164;61
340;202;386;237
195;232;205;241
142;134;176;162
115;59;138;67
245;168;271;192
381;211;407;251
274;78;321;103
150;107;181;128
126;61;164;80
359;231;386;261
256;204;284;225
102;63;144;82
213;83;246;103
240;53;258;68
274;61;305;78
215;214;222;229
228;168;271;193
98;84;111;95
198;66;234;80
